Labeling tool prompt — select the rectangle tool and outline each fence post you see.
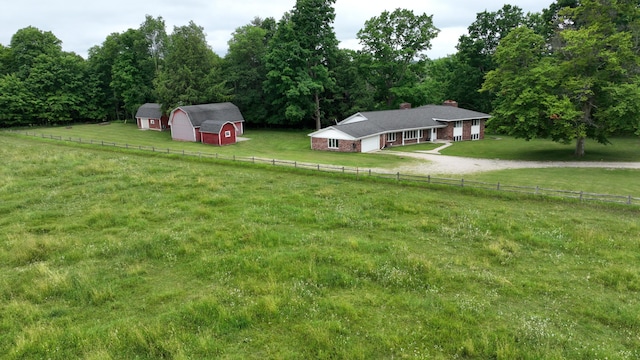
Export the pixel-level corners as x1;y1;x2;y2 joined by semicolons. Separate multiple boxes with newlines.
317;164;320;171
369;169;371;176
167;148;170;154
272;159;275;166
535;186;539;195
342;167;345;173
628;195;632;205
428;175;431;183
461;178;464;187
396;172;400;181
101;140;104;146
497;182;500;191
233;155;236;161
294;161;297;168
252;156;255;163
580;191;583;202
152;146;155;152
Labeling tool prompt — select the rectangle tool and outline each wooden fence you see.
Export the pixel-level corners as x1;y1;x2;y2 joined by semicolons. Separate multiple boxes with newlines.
10;131;640;206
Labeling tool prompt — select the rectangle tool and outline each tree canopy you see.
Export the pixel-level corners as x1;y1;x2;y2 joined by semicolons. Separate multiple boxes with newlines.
483;0;640;156
1;0;639;156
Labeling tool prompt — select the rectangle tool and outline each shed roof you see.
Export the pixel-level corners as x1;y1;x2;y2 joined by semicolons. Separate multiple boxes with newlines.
177;103;244;127
200;120;234;134
135;103;162;119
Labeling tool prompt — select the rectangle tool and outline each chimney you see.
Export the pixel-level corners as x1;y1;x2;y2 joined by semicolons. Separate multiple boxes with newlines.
443;100;458;107
400;102;411;110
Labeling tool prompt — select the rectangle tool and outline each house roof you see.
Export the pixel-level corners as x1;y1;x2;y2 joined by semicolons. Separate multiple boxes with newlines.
177;102;244;127
309;105;490;140
200;120;233;134
135;103;162;119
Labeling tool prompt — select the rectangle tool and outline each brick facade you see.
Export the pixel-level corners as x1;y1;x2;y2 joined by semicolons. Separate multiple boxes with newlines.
437;120;485;141
311;137;361;152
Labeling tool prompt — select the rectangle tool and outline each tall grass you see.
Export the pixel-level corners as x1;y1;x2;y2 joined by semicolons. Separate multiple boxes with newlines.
1;135;639;359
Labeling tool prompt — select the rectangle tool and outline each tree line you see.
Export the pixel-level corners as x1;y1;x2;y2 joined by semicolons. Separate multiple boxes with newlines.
0;0;638;155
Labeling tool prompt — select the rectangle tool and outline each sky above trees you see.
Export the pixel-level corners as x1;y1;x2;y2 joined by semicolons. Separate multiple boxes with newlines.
0;0;550;59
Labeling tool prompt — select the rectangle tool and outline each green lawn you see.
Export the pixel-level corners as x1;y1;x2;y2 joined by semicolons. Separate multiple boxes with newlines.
441;135;640;161
1;135;639;359
22;122;412;169
464;167;640;197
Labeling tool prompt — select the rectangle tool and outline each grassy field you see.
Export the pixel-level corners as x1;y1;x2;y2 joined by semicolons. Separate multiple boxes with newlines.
23;122;411;169
463;168;640;197
12;124;640;196
441;135;640;162
1;135;639;359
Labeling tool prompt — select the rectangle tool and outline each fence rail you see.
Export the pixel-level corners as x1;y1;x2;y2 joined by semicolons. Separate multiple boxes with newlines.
9;130;640;206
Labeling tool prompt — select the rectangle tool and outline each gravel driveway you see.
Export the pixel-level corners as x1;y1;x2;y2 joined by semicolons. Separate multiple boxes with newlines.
382;144;640;175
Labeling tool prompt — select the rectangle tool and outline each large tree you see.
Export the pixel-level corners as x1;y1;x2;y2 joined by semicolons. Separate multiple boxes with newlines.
356;8;439;109
483;0;640;157
1;27;93;126
224;17;275;125
447;5;530;112
263;0;339;129
155;21;229;112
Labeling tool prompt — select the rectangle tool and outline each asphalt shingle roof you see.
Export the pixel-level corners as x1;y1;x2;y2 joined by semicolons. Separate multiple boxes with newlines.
179;103;244;127
200;120;230;134
135;103;162;119
331;105;490;139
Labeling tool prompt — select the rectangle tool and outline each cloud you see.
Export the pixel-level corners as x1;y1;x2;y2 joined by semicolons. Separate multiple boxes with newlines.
0;0;551;59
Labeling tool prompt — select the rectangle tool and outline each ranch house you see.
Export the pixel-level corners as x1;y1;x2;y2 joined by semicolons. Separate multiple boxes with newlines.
135;103;169;131
168;103;245;146
308;101;491;153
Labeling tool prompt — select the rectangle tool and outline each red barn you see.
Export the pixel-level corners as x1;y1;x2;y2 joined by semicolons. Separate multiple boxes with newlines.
168;103;245;144
200;120;238;146
135;103;168;131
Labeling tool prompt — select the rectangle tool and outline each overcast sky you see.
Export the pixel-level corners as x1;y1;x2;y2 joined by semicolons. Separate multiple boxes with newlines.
0;0;552;59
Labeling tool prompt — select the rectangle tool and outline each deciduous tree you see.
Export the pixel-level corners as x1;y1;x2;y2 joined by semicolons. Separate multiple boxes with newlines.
263;0;339;129
155;21;230;112
356;8;439;109
483;0;640;157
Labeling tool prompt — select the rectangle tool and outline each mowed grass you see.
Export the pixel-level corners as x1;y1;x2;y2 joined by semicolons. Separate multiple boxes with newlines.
1;135;639;359
26;122;412;169
463;168;640;197
441;135;640;161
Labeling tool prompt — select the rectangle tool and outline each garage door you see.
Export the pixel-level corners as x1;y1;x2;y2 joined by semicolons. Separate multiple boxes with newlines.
361;136;380;153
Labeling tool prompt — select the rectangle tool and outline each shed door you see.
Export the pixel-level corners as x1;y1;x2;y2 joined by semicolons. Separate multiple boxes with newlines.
361;136;380;153
140;119;150;129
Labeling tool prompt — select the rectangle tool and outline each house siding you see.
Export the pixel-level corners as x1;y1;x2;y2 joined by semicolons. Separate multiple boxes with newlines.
170;109;196;142
201;123;237;146
311;137;360;152
137;116;169;131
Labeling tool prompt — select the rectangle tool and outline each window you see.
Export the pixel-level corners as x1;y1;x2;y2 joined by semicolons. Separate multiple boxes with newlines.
472;119;480;126
471;133;480;140
328;139;339;149
225;130;231;138
454;121;463;128
405;130;418;139
387;132;396;142
454;135;463;142
150;119;155;125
